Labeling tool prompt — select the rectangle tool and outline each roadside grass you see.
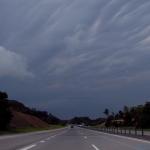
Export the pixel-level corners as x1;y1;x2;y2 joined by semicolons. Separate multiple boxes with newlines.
92;122;105;128
0;125;66;135
144;129;150;131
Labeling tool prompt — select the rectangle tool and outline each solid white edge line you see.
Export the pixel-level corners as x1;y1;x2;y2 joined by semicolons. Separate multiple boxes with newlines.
92;144;100;150
89;128;150;144
19;144;36;150
101;131;150;144
0;127;69;140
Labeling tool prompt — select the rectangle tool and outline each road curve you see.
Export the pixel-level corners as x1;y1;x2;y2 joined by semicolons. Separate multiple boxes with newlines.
0;127;150;150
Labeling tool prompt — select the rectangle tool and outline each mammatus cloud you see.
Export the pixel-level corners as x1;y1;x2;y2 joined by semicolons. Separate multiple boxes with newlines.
0;46;33;78
0;0;150;117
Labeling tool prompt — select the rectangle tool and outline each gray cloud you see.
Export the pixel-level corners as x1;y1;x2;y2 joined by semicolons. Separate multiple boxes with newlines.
0;0;150;118
0;46;33;78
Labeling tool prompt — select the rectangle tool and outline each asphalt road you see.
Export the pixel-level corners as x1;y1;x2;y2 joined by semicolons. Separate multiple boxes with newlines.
0;127;150;150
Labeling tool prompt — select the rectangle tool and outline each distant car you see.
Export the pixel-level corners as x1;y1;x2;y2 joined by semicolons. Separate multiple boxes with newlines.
70;125;74;128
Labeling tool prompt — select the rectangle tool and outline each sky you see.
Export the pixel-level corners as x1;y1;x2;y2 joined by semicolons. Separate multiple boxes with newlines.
0;0;150;118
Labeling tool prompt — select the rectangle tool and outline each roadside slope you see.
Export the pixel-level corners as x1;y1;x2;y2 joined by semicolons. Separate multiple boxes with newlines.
10;110;49;128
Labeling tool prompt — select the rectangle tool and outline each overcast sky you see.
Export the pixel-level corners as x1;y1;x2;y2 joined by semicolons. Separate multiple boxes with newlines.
0;0;150;118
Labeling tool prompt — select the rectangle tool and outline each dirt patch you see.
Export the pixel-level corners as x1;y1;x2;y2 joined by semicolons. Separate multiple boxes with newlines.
10;110;49;128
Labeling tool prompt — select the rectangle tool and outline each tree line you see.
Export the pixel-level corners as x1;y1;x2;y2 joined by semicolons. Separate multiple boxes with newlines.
104;102;150;128
69;117;105;126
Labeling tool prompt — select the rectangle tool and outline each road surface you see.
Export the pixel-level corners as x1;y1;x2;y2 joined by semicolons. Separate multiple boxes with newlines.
0;127;150;150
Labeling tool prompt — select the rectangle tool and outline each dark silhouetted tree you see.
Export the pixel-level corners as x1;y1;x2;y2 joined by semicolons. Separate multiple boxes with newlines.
103;108;109;117
0;91;12;130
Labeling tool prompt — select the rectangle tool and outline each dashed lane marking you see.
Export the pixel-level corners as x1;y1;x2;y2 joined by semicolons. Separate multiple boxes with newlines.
40;140;45;143
92;144;100;150
19;129;67;150
19;144;36;150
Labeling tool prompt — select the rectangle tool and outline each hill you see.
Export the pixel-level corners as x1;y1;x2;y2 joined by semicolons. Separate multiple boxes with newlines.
8;100;61;128
0;91;62;130
10;110;49;128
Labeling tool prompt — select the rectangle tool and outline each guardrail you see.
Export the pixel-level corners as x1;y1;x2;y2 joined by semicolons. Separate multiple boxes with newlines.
83;126;144;137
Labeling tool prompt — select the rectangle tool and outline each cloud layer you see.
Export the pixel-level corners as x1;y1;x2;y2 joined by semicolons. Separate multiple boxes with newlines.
0;46;33;78
0;0;150;118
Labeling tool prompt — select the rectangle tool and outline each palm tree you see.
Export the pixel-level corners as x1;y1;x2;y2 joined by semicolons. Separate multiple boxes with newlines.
104;108;109;117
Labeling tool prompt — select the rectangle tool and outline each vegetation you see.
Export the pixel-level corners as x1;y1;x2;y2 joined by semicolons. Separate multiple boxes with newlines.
1;90;150;131
29;109;61;125
8;100;62;125
0;125;65;135
0;90;65;132
9;124;65;133
104;102;150;129
70;117;105;126
0;91;12;130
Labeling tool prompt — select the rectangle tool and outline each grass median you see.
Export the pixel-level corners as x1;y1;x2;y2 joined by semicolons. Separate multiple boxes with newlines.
0;125;66;135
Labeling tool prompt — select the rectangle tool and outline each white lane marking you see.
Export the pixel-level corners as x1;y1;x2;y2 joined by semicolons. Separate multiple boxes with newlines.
80;127;150;144
51;135;56;138
92;144;100;150
51;130;67;138
19;129;68;150
19;144;36;150
0;127;68;140
96;130;150;144
40;140;45;143
46;137;51;140
84;136;87;139
82;128;137;150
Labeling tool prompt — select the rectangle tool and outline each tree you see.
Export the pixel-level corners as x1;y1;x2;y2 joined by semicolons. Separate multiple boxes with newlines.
0;92;8;99
118;110;124;118
140;102;150;128
123;106;129;113
0;91;12;130
103;108;109;117
123;106;132;126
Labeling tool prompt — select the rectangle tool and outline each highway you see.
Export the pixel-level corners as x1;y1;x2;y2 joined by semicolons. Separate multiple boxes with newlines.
0;127;150;150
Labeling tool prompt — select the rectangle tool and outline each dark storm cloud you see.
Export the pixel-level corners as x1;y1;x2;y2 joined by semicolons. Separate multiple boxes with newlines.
0;0;150;118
